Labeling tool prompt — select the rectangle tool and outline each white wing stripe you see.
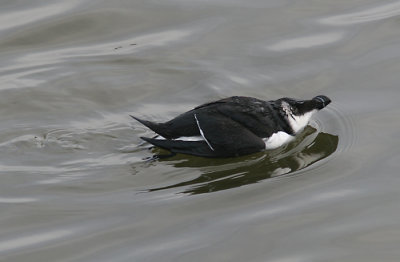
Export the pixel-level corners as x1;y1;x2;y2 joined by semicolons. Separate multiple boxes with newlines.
194;114;215;151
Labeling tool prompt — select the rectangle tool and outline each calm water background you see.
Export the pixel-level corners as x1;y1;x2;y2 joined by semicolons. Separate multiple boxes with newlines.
1;0;400;261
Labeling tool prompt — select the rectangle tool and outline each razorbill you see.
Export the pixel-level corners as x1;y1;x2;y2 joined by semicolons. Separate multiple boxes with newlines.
132;95;331;157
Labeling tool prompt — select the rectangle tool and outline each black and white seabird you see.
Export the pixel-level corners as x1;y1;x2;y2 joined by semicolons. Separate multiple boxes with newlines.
132;95;331;158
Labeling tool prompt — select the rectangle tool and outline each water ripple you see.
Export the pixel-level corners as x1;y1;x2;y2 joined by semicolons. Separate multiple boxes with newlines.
320;1;400;25
0;1;80;32
0;229;73;253
0;197;36;204
268;32;344;51
315;102;357;153
5;29;189;71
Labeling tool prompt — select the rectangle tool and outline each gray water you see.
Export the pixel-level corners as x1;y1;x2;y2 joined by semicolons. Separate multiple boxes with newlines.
1;0;400;261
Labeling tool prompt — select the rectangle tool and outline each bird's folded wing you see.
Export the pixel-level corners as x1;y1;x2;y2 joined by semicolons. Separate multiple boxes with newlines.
141;112;265;157
215;104;277;138
193;112;265;156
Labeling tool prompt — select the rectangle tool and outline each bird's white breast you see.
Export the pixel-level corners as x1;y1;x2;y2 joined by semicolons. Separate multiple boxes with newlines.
287;110;316;133
263;131;294;149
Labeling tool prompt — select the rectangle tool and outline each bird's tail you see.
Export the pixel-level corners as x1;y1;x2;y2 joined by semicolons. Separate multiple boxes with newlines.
130;115;171;138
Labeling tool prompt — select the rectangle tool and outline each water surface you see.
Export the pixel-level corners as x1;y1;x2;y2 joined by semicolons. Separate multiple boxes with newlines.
1;0;400;261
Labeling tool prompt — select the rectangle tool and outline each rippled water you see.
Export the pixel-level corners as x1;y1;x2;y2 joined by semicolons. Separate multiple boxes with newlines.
1;0;400;261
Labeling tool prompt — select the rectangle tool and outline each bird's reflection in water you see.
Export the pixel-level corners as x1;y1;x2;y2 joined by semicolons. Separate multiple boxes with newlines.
147;126;338;195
